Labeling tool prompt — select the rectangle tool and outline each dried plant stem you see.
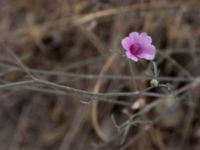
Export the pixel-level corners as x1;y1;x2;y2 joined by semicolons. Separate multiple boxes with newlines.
2;44;200;149
91;54;117;141
0;80;34;89
1;44;34;78
158;51;192;77
120;94;189;150
128;60;138;90
2;63;199;82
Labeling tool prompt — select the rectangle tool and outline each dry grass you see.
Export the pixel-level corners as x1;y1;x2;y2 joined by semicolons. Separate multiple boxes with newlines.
0;0;200;149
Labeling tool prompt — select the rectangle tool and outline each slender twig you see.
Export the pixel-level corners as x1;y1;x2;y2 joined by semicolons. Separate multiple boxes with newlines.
1;44;34;78
1;63;199;82
120;93;189;150
158;51;192;77
0;80;35;89
1;47;199;101
128;60;138;91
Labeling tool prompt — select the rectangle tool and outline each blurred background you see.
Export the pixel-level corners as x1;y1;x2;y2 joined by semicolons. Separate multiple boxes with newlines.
0;0;200;149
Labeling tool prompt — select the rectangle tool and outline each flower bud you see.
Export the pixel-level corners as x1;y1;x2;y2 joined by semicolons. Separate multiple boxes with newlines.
150;79;159;87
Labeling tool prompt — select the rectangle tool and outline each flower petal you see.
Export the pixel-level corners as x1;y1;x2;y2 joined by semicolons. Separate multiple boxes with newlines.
126;51;138;62
139;32;152;45
137;45;156;60
129;32;139;43
121;37;130;51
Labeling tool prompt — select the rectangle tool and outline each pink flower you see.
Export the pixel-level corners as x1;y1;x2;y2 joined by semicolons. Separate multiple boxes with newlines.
121;32;156;62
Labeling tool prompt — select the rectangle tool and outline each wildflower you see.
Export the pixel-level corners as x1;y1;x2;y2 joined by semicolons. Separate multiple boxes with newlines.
121;32;156;62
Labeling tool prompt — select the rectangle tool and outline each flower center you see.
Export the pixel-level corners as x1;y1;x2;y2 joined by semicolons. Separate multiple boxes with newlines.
130;44;141;55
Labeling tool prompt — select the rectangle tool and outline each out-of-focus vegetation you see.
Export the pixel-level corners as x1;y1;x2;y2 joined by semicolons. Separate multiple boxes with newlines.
0;0;200;149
